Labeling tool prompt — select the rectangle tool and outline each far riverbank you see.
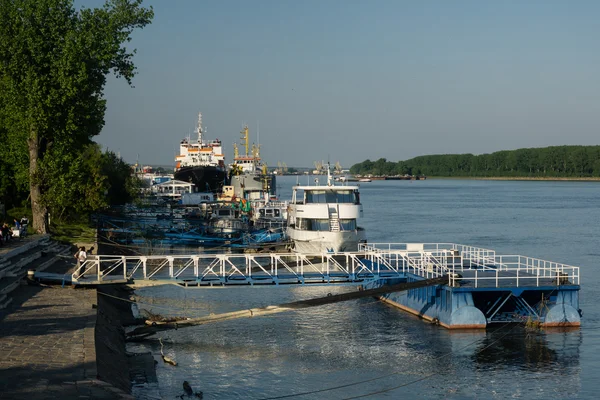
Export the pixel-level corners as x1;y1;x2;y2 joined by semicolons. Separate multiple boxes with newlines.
427;176;600;181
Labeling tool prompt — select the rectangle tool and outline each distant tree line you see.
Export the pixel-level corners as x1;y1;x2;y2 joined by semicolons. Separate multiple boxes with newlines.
0;0;153;232
350;146;600;178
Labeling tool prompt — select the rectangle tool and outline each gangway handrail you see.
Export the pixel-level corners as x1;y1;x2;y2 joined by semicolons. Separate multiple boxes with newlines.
70;245;580;288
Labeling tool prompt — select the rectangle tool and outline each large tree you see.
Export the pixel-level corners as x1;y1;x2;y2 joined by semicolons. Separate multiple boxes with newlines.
0;0;152;233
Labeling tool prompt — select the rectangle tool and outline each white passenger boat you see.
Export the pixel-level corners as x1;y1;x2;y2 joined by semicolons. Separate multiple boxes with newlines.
287;165;366;253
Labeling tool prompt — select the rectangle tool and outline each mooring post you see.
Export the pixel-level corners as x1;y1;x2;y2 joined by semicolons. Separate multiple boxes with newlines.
496;269;499;287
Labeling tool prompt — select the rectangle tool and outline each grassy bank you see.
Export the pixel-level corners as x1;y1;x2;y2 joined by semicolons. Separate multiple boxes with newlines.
51;222;96;245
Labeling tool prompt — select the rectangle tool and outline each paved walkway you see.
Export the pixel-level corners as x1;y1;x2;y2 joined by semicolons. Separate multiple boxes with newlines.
0;264;134;399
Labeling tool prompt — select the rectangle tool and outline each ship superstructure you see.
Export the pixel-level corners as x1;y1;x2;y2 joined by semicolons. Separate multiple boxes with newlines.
228;125;276;201
174;112;227;193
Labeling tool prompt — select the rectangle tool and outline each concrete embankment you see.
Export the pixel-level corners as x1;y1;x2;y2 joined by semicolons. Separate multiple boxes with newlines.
0;238;155;399
95;284;157;393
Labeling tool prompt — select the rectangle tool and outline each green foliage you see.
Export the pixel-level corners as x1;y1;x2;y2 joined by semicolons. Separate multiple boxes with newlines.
41;143;140;221
350;158;412;176
350;146;600;178
101;149;141;206
0;0;153;231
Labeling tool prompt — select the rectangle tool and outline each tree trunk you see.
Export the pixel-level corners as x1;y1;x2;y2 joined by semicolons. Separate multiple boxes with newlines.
28;134;49;234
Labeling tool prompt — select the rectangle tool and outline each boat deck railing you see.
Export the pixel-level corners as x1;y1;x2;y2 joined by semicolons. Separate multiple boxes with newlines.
69;243;579;288
360;243;580;288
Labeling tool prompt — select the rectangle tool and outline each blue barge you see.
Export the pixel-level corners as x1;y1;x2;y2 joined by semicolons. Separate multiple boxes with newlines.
361;243;581;329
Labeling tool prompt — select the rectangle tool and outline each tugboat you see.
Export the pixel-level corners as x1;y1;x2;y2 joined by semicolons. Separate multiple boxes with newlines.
287;163;366;253
174;112;227;194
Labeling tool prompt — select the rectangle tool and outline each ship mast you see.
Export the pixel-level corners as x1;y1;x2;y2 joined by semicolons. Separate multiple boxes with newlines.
196;112;203;144
240;125;249;156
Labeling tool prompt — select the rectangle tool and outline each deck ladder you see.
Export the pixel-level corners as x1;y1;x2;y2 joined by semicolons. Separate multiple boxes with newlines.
329;207;340;232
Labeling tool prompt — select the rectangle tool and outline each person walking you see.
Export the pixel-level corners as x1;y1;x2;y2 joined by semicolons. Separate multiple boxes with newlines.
75;246;87;279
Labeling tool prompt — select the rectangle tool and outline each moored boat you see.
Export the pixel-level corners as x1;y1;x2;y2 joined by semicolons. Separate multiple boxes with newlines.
287;164;366;253
228;124;276;201
174;112;227;193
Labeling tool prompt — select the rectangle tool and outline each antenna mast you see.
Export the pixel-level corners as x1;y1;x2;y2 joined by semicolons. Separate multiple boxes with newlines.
196;112;203;144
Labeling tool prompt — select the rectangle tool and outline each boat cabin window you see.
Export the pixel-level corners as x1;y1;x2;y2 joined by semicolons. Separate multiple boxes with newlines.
339;219;356;231
217;209;232;216
304;190;358;204
258;208;281;218
296;218;330;231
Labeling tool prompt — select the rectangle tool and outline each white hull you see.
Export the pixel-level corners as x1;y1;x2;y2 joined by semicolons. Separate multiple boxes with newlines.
287;228;366;253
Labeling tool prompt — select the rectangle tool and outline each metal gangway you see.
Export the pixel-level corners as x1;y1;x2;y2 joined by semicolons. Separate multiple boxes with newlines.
47;242;580;288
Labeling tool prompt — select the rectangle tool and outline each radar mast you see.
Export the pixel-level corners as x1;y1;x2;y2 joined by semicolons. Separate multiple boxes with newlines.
196;112;203;144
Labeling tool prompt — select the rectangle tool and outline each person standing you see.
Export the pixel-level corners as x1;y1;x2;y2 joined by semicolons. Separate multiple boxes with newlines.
13;219;21;237
75;246;87;278
1;223;10;242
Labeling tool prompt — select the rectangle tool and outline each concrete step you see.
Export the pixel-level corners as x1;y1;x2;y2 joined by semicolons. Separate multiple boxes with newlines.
5;251;43;277
0;261;12;279
0;238;77;310
0;276;20;296
0;293;13;310
0;235;51;263
35;252;67;273
2;239;70;276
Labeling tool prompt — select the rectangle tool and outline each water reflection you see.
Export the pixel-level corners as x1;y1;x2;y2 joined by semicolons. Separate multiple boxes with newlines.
130;284;581;399
472;327;581;372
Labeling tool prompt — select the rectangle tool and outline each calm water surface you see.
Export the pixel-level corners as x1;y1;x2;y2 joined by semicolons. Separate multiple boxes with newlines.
130;177;599;399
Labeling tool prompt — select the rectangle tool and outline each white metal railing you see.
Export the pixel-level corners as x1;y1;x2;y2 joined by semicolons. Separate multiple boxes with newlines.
358;243;580;288
72;244;580;288
72;252;398;284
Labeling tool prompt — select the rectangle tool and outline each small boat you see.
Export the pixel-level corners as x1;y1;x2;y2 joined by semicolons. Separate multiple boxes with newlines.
358;178;371;182
253;200;288;230
286;163;366;253
206;207;248;238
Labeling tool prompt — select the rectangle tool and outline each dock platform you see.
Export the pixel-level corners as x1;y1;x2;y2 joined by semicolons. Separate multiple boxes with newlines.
32;242;581;329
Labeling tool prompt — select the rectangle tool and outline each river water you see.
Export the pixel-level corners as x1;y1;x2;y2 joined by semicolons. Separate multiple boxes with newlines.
129;177;599;399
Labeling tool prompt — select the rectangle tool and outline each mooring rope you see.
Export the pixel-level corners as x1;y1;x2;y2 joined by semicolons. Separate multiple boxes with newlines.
97;287;384;320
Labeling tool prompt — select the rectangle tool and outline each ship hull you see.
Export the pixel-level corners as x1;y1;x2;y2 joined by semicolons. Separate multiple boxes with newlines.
287;228;366;253
174;166;227;193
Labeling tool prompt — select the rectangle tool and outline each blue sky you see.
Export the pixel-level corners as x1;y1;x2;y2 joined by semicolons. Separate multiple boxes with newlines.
86;0;600;168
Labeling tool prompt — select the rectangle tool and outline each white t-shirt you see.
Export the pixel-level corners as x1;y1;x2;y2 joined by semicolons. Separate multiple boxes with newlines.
78;250;87;262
